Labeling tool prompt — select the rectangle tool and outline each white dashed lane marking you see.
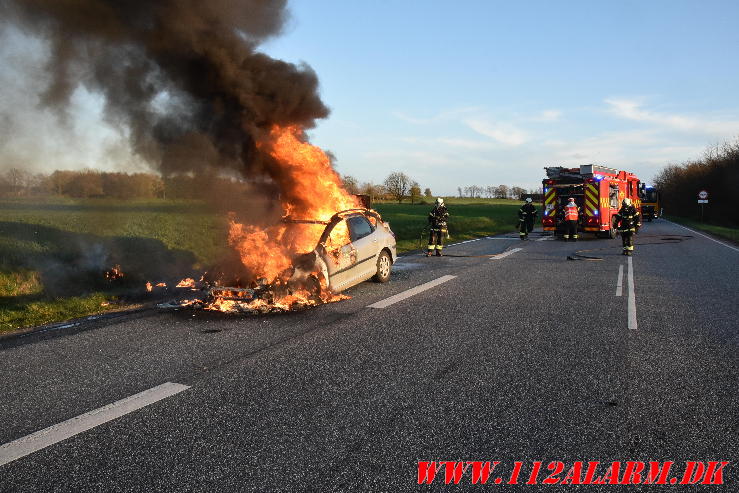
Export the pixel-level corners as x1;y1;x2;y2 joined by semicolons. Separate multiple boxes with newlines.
0;382;190;467
490;248;522;260
368;275;456;309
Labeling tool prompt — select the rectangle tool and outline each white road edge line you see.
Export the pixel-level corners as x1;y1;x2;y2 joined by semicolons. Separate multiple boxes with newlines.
663;219;739;253
368;275;456;309
0;382;190;467
627;257;637;330
616;264;624;297
490;248;522;260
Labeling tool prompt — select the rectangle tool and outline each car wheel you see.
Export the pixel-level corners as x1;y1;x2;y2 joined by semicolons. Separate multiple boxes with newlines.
373;250;392;283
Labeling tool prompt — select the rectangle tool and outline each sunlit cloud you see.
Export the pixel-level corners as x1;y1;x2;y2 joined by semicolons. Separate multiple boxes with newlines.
464;119;528;146
529;109;562;122
605;98;739;136
392;106;483;125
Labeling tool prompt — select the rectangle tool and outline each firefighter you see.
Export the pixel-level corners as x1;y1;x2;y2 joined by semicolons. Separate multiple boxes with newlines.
518;197;537;240
427;197;449;257
613;198;641;255
563;197;580;241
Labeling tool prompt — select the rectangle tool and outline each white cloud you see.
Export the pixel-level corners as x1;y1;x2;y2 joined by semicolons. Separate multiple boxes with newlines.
605;98;739;136
392;106;483;125
530;109;562;122
464;119;528;146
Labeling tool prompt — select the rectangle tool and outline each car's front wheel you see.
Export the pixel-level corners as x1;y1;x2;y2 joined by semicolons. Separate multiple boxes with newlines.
373;250;392;283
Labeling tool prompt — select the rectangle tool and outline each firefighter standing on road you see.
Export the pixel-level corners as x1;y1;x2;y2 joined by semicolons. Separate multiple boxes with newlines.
563;197;581;242
427;198;449;257
613;198;641;255
518;198;537;240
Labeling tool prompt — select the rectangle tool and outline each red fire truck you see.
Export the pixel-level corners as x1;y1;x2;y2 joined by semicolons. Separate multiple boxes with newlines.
541;164;643;238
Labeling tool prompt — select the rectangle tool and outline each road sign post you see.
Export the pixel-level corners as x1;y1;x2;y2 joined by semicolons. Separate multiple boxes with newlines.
697;190;709;221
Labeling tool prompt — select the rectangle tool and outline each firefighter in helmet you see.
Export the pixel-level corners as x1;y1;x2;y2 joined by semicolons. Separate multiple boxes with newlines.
613;198;641;255
427;197;449;256
562;197;581;241
518;197;537;240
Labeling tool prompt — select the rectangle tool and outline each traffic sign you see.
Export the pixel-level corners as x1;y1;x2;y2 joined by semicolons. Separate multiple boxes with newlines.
698;190;708;199
698;199;708;204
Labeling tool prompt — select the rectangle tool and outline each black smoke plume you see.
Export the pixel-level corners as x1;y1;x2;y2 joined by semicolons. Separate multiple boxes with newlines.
0;0;329;178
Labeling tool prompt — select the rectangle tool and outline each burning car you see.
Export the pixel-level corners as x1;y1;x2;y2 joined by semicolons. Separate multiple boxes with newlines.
295;208;397;292
202;208;396;313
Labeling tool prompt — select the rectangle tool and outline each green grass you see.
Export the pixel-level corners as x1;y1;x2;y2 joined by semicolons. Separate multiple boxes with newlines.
663;215;739;244
0;197;525;332
375;200;522;252
0;197;228;333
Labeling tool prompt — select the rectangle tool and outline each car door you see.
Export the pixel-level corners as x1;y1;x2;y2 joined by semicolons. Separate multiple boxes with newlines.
345;215;379;284
321;218;357;290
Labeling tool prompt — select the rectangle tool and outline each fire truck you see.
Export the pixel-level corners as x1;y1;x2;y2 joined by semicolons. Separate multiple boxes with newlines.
640;186;661;221
541;164;643;238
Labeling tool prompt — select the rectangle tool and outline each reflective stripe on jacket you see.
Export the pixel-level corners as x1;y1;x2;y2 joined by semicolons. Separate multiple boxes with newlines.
564;204;579;221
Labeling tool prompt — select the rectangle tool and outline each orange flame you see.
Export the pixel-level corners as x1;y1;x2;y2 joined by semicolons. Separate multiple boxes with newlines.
228;125;359;284
176;278;196;288
195;125;361;313
105;265;124;280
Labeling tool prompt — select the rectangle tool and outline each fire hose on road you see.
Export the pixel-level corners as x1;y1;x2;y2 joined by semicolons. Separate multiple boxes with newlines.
566;234;694;261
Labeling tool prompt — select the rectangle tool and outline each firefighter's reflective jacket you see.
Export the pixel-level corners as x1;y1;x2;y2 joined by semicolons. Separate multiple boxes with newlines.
428;204;449;232
564;203;580;221
613;205;641;232
518;203;537;221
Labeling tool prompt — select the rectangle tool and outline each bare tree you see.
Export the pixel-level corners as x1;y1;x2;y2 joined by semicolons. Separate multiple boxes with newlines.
510;186;526;200
424;187;432;198
361;182;385;202
409;181;421;204
341;174;359;194
5;168;30;196
495;184;509;199
384;172;412;203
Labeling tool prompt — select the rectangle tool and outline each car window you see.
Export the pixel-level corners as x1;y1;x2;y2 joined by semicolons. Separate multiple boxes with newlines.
347;216;373;242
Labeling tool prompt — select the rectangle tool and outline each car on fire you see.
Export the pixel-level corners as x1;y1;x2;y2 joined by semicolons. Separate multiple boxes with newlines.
289;208;397;293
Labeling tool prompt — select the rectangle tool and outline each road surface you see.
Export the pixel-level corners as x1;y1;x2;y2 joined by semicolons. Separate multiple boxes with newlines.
1;219;737;491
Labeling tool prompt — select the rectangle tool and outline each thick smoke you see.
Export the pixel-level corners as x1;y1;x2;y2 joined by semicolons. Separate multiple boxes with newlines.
0;0;329;178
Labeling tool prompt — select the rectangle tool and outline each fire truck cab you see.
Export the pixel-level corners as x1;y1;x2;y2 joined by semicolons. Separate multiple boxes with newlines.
542;164;642;238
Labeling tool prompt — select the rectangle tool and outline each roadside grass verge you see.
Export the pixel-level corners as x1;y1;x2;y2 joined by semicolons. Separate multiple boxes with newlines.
0;197;228;333
663;215;739;244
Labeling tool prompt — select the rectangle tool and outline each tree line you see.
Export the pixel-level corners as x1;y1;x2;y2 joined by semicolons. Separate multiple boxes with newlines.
342;171;536;204
0;168;251;200
654;138;738;226
2;166;540;204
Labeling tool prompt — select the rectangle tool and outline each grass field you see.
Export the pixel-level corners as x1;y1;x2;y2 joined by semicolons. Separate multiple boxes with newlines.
0;197;228;333
0;197;524;332
374;200;521;252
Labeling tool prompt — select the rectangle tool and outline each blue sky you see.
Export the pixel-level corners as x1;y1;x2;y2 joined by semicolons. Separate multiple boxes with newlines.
1;0;738;194
259;0;739;193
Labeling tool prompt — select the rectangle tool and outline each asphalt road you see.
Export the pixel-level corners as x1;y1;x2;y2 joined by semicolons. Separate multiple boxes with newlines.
1;219;737;491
